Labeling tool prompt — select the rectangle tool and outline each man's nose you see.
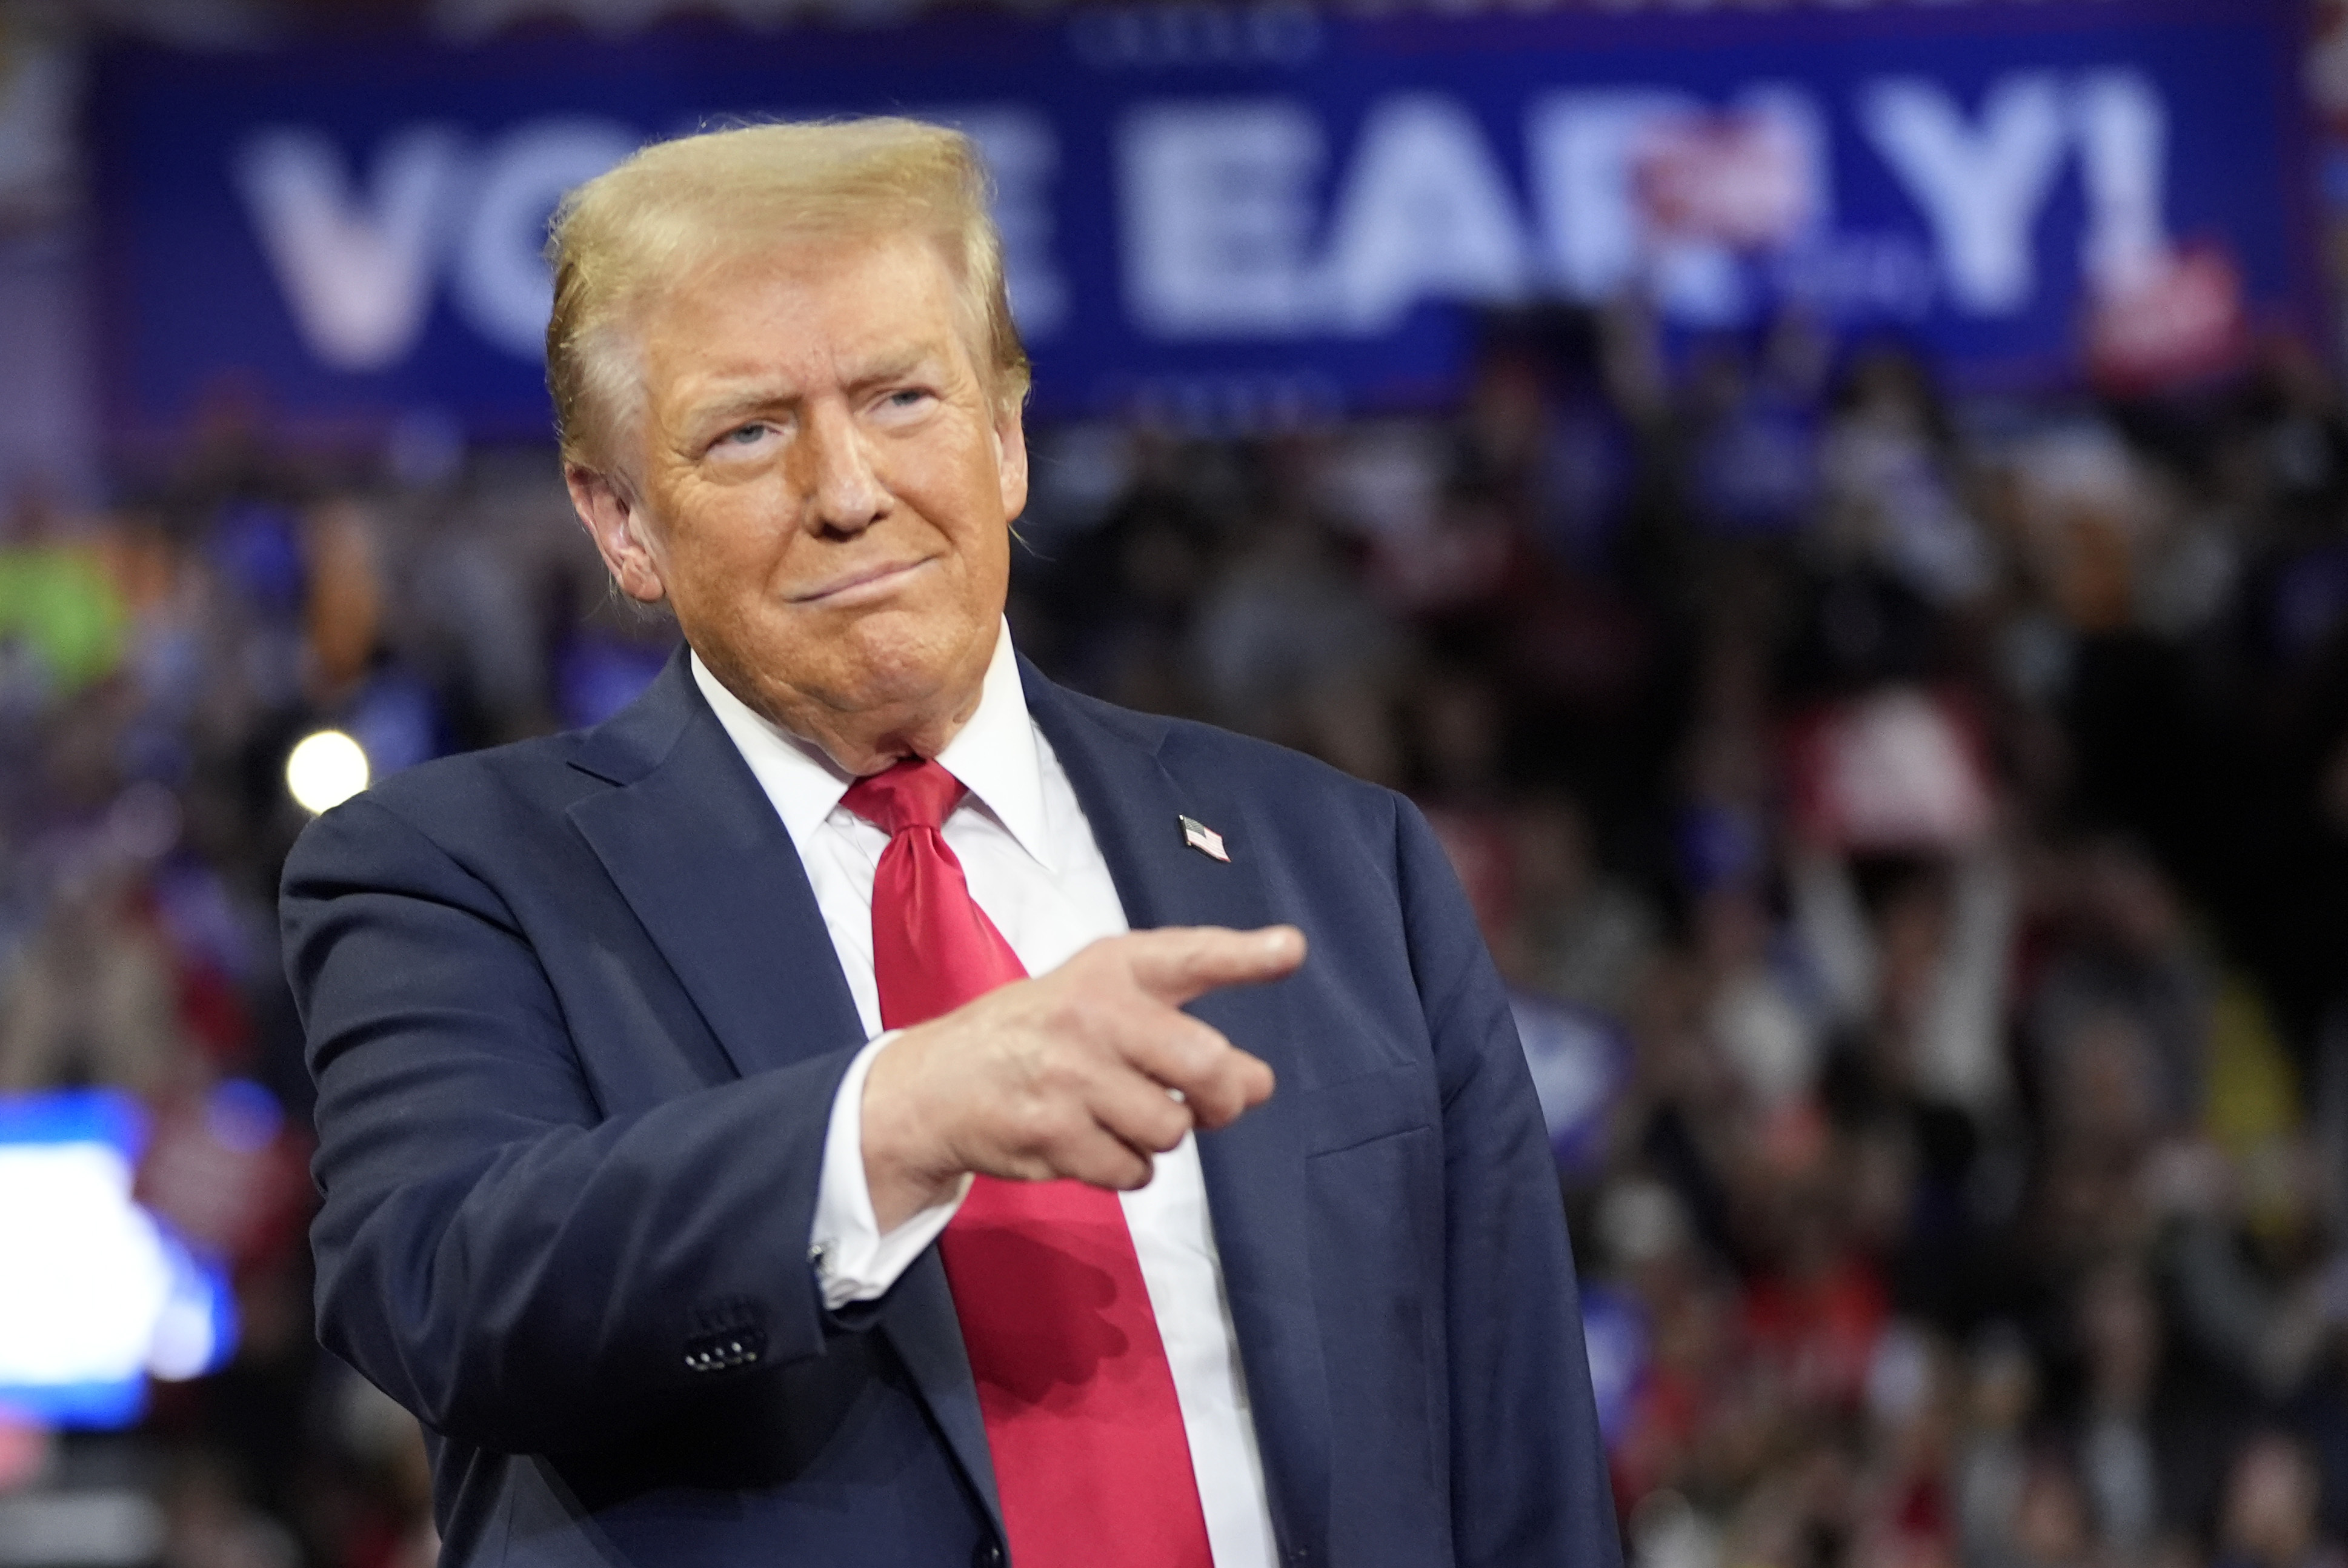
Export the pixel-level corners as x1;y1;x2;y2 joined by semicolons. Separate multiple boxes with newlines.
796;402;886;534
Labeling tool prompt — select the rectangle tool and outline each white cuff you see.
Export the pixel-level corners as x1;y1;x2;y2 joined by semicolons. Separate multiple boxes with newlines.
811;1032;971;1311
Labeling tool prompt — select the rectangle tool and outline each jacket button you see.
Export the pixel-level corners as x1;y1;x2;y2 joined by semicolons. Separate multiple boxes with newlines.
972;1543;1004;1567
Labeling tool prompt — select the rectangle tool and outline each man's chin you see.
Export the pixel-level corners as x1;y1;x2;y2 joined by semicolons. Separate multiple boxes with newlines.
814;619;991;717
694;596;996;743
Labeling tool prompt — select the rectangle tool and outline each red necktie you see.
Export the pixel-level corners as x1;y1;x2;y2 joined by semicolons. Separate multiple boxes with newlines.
842;759;1216;1568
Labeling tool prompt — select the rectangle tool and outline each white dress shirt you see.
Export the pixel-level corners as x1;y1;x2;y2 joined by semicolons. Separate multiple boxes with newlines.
690;625;1278;1568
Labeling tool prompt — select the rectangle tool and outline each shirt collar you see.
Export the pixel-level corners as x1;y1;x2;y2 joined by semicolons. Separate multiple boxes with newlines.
689;620;1056;871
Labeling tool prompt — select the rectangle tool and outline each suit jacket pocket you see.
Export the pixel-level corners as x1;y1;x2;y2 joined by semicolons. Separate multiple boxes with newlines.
1300;1063;1433;1158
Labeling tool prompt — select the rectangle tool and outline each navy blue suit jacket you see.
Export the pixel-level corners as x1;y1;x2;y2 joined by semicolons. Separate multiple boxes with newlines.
282;651;1622;1568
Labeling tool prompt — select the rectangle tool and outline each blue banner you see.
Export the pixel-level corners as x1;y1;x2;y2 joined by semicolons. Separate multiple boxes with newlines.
91;0;2315;439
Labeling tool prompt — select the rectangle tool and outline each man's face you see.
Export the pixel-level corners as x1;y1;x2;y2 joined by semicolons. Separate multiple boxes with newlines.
575;229;1025;765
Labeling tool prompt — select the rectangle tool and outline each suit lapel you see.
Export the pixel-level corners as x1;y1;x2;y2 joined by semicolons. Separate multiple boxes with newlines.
565;654;1005;1536
565;653;865;1081
1025;666;1333;1565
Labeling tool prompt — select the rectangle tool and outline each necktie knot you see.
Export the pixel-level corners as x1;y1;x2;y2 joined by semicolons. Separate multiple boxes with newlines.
842;757;965;837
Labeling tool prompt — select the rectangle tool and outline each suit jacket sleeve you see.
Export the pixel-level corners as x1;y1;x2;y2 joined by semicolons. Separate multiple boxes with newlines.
284;792;856;1455
1393;797;1624;1568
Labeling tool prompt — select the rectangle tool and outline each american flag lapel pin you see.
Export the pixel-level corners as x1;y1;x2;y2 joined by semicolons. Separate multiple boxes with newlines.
1179;815;1230;863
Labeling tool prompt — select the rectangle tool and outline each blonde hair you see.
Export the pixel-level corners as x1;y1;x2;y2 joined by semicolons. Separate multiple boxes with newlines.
544;117;1031;472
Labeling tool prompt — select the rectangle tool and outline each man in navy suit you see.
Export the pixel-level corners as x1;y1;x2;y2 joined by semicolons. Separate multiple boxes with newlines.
282;118;1620;1567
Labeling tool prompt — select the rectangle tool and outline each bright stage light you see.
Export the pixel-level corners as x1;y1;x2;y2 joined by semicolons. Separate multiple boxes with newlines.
286;729;370;814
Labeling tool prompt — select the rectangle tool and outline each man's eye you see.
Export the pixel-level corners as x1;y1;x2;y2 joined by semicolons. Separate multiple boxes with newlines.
884;390;931;410
724;424;768;445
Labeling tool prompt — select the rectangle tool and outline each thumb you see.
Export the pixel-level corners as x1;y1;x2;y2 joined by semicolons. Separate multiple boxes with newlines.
1123;925;1306;1008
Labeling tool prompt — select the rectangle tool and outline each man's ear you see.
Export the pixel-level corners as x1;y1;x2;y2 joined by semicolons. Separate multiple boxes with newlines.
993;399;1029;524
566;465;667;603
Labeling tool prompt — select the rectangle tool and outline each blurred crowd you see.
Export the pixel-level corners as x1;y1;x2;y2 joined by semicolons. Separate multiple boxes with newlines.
12;296;2348;1568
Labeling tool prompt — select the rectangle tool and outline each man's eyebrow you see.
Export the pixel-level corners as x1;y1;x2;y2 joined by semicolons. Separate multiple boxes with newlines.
681;346;946;430
687;387;789;428
842;345;943;391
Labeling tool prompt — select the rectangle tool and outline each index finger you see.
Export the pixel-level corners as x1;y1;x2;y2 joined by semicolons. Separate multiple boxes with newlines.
1121;925;1306;1008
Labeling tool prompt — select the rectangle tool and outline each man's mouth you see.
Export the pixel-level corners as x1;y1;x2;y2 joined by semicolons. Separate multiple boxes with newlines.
790;558;932;606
